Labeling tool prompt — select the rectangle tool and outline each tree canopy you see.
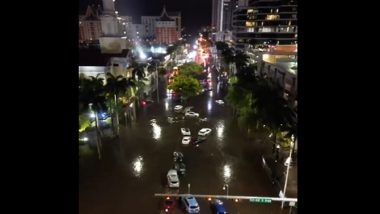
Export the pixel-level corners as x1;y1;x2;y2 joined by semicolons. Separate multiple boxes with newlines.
168;75;202;100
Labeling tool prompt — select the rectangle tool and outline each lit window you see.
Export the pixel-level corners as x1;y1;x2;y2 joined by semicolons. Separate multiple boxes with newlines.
261;22;264;26
247;9;253;13
288;21;292;26
276;9;279;13
295;34;297;38
262;27;274;32
245;21;255;27
266;15;279;20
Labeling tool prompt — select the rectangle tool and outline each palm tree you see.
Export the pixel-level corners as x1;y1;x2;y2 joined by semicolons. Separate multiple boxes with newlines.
251;79;296;149
105;72;130;136
234;51;249;71
79;75;106;160
129;61;146;80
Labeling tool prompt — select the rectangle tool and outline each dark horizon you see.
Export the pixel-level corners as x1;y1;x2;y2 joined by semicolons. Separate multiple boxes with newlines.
79;0;212;34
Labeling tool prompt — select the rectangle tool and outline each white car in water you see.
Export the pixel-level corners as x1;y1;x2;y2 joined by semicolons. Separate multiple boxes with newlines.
215;100;224;105
185;111;199;118
181;128;191;135
174;105;183;112
167;169;180;188
182;136;191;145
198;128;212;136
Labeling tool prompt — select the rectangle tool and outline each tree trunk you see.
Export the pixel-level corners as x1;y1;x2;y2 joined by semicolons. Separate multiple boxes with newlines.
114;94;119;136
94;111;102;160
95;110;103;137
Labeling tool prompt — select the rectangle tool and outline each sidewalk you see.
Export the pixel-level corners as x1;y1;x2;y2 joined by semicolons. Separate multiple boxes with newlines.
261;144;298;199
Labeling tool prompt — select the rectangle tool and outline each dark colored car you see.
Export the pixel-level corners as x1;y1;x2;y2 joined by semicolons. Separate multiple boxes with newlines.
173;152;184;163
210;199;227;214
163;197;176;212
191;138;206;146
174;162;186;175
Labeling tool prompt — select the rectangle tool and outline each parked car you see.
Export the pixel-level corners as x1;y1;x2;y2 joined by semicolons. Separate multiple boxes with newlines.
198;128;212;136
181;195;200;213
174;105;183;112
174;162;186;175
215;100;224;105
182;136;191;145
199;117;208;122
191;138;206;146
181;128;191;135
210;199;227;214
185;111;200;118
163;197;176;212
167;169;180;188
173;151;184;163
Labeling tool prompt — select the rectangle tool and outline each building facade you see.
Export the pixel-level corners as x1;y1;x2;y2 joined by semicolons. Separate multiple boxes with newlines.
141;10;181;40
99;0;127;53
154;7;179;44
232;0;297;50
212;0;238;41
79;5;102;43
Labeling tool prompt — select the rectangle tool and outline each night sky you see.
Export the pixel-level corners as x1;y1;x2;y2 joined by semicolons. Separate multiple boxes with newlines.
79;0;212;34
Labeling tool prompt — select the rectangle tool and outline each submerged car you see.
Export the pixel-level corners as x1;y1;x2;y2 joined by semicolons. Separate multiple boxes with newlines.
185;111;199;118
174;162;186;175
167;169;180;188
181;128;191;135
198;128;212;136
210;199;227;214
181;195;200;213
182;136;191;145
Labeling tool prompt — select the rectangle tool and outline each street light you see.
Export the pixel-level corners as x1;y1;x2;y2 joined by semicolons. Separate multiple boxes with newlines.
223;184;229;199
281;136;295;208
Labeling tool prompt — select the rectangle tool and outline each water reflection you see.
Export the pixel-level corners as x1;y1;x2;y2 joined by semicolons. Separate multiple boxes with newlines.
152;123;161;140
216;120;225;141
207;100;212;112
165;99;169;111
132;155;144;177
223;164;232;183
150;120;161;140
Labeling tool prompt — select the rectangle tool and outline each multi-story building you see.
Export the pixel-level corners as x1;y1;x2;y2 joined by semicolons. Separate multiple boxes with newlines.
155;6;179;45
212;0;238;41
257;44;297;101
141;9;181;40
117;16;132;38
79;5;102;43
232;0;297;50
211;0;221;31
141;16;158;39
